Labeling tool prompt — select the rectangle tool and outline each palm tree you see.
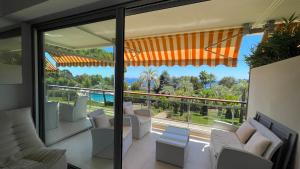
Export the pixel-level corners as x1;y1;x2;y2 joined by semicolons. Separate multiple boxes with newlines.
208;73;216;88
140;68;157;107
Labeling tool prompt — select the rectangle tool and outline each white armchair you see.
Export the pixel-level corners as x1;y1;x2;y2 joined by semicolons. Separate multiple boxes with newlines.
124;102;151;139
88;110;132;159
59;95;88;122
0;107;67;169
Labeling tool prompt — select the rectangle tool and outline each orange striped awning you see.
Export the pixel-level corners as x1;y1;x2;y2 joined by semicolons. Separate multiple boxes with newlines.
124;28;243;67
45;58;58;72
47;50;114;67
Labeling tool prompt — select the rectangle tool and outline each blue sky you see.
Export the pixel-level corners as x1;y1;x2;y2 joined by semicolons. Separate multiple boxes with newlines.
47;34;262;80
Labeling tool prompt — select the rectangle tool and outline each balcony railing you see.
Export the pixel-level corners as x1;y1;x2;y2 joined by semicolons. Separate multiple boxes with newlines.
47;84;247;136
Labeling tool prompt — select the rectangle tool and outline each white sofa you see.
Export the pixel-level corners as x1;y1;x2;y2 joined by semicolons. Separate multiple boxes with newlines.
88;109;132;159
123;102;151;139
0;107;67;169
210;119;283;169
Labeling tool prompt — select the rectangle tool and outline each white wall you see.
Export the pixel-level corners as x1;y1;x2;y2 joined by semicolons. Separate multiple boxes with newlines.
0;63;22;84
248;55;300;169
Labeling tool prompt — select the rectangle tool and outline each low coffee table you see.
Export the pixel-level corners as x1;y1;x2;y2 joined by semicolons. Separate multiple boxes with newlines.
156;126;190;167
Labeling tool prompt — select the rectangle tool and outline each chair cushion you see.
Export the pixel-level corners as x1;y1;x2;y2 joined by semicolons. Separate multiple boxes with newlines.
123;102;134;115
210;129;244;158
137;115;151;124
248;119;283;159
235;121;256;143
244;132;271;156
94;114;111;128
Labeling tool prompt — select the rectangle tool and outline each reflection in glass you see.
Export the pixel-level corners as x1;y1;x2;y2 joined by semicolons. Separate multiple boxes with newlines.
0;36;22;84
44;19;116;169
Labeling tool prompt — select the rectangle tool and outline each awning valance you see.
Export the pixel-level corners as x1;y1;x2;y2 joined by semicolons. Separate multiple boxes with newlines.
45;58;58;71
124;28;243;67
47;50;114;67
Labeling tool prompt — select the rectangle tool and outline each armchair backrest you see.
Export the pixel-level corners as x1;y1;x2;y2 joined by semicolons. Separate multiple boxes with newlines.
73;95;88;120
0;107;44;164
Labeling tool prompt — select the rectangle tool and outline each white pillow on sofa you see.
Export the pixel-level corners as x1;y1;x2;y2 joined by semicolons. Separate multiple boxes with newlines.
244;132;271;156
248;119;283;160
235;121;256;143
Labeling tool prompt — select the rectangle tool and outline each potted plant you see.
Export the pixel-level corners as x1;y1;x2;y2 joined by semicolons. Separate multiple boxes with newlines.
246;13;300;68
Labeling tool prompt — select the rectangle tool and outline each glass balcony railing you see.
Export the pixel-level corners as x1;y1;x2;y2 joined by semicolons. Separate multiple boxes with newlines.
46;84;247;139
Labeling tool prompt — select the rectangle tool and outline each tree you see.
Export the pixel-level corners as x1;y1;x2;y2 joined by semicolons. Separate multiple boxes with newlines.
156;71;171;93
208;73;216;88
219;77;236;88
124;82;129;91
139;68;157;94
160;86;175;95
140;68;157;107
130;81;141;91
199;71;210;88
190;76;202;90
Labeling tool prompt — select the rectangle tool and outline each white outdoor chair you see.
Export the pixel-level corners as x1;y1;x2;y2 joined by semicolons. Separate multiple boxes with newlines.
45;101;59;130
123;102;151;139
59;95;88;122
88;109;132;159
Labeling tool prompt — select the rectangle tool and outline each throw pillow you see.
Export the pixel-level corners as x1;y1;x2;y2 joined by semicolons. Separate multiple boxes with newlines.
244;132;271;156
235;121;256;143
94;114;111;128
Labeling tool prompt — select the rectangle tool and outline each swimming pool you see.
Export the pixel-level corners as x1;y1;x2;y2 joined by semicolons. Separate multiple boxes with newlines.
90;93;114;103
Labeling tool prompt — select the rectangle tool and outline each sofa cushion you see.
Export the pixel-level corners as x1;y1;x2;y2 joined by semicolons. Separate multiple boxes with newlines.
0;118;22;167
244;132;271;156
5;108;44;157
24;148;66;169
94;114;111;128
3;159;43;169
235;121;256;143
248;119;283;159
210;129;244;158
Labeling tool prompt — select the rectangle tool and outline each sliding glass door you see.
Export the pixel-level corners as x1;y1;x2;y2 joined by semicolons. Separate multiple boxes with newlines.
37;8;125;169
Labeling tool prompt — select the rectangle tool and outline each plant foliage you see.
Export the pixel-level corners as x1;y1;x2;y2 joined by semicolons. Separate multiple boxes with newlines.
245;13;300;68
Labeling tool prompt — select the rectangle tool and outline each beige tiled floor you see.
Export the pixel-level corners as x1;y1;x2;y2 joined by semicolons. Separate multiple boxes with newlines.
50;130;211;169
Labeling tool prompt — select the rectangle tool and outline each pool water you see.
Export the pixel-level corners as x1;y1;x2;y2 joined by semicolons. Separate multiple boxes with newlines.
90;93;114;103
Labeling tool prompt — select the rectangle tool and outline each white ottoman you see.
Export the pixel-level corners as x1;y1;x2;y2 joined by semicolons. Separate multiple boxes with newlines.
156;126;190;167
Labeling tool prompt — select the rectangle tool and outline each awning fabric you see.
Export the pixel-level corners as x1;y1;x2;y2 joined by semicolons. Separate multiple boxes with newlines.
124;28;243;67
47;51;114;67
45;58;58;71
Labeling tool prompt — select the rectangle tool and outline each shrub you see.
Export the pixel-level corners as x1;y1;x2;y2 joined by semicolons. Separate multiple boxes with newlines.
246;13;300;68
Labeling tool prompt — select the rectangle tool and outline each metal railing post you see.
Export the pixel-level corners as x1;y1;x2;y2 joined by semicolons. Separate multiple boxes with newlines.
187;100;191;128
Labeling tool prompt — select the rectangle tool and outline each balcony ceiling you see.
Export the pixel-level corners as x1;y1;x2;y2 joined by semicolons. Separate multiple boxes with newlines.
43;0;300;49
